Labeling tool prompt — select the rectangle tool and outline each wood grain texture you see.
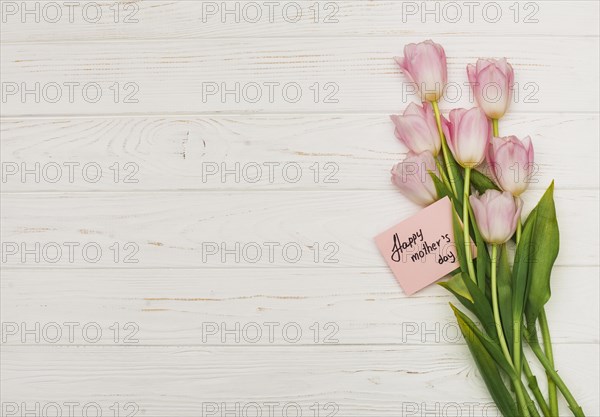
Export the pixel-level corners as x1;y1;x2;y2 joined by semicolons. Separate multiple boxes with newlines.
1;267;597;346
1;37;599;116
1;345;598;417
1;190;597;268
1;1;598;414
1;0;598;42
1;113;598;191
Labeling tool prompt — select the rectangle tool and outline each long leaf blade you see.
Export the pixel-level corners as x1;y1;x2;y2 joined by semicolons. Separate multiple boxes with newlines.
471;169;499;193
452;304;519;417
452;210;469;275
451;305;515;377
525;182;559;326
512;210;536;322
496;245;514;355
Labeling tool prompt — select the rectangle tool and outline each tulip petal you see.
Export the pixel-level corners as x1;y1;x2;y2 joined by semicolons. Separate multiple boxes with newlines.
396;40;447;102
467;64;477;86
391;151;439;206
470;194;490;242
468;58;514;119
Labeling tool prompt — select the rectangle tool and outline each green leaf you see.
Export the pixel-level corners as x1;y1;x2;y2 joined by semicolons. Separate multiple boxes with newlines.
451;305;516;377
452;304;519;417
451;209;469;275
461;272;498;340
512;209;536;324
471;169;499;193
430;171;451;201
440;272;473;302
468;203;490;293
431;171;464;216
442;141;465;205
475;231;489;293
439;272;475;318
441;272;498;341
497;245;514;354
525;182;559;326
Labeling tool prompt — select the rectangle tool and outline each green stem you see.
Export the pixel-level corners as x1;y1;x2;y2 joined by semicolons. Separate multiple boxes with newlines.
523;358;552;417
463;168;476;282
491;245;513;367
514;376;533;417
524;389;543;417
526;335;586;417
539;309;559;416
512;215;527;417
493;118;499;137
517;217;522;243
513;320;526;410
434;158;452;192
432;101;458;197
491;244;531;417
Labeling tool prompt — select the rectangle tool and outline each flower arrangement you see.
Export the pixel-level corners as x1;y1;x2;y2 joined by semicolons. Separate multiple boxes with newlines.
390;40;585;417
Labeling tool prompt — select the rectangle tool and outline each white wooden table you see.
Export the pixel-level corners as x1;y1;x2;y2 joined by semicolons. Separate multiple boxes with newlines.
1;1;598;416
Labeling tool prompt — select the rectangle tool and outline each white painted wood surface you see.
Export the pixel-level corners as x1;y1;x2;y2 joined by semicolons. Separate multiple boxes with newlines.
2;267;598;345
1;345;598;416
1;0;598;41
1;190;598;268
1;37;599;116
1;114;598;191
1;1;598;416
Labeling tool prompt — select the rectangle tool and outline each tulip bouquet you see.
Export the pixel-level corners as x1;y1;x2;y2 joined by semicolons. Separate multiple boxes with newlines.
390;40;585;417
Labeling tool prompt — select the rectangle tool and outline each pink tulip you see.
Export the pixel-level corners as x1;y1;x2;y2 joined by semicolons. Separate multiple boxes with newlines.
487;135;535;196
470;190;522;244
395;40;447;102
443;107;491;168
391;151;439;206
467;58;515;119
390;102;444;156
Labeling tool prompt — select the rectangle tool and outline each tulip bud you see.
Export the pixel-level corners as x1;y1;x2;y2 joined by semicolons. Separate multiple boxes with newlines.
467;58;515;119
443;107;491;168
391;151;439;206
395;40;447;102
390;102;444;156
487;135;535;196
470;190;522;244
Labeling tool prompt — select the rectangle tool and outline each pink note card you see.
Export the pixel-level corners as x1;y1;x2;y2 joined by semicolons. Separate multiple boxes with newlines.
375;197;474;295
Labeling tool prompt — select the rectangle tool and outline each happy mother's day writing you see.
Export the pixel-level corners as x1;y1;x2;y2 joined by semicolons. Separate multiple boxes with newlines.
391;228;457;265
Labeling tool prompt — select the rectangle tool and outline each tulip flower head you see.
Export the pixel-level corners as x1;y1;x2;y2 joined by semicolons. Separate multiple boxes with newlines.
444;107;491;168
390;102;444;156
467;58;515;119
470;190;522;244
391;151;439;206
487;135;535;196
395;40;448;102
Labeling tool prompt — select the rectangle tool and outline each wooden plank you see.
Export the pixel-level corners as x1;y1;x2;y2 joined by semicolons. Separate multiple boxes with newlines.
1;344;597;416
1;189;597;268
1;113;598;192
1;266;597;346
1;37;598;116
1;1;597;42
1;2;597;415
